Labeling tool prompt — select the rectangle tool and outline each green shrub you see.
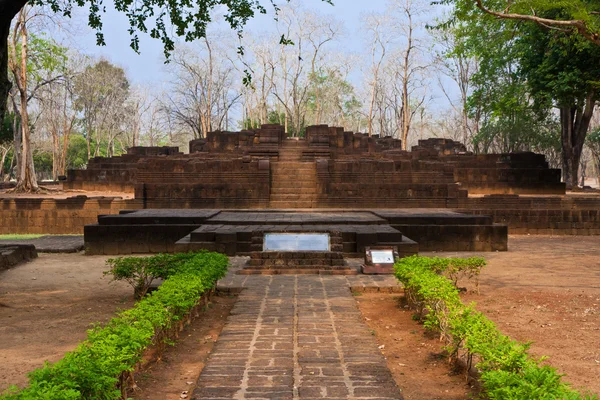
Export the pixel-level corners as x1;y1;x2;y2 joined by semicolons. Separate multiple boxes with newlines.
105;252;198;299
394;255;597;400
1;251;228;400
482;365;593;400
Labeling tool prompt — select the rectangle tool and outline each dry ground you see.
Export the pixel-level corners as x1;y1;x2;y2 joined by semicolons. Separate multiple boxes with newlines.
0;254;134;391
357;293;472;400
1;236;599;398
0;188;133;199
133;294;236;400
453;236;600;396
357;235;600;399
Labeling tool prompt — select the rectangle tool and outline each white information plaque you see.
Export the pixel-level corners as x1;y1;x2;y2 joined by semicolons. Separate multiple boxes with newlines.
370;250;395;264
264;233;329;251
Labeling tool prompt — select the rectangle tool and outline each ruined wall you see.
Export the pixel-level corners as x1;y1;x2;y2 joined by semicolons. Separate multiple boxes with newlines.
314;158;467;208
0;197;140;234
63;146;182;193
1;194;600;235
453;195;600;235
134;157;271;208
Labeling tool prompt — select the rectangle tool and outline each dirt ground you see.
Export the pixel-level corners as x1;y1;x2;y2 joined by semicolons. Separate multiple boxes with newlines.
453;236;600;396
0;188;133;199
1;236;599;398
0;254;134;391
357;293;472;400
358;235;600;398
133;294;236;400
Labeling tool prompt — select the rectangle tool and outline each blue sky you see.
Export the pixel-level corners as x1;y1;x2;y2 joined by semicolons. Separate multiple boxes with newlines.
73;0;391;86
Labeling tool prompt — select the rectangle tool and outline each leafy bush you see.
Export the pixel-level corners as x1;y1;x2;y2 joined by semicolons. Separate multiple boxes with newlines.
1;251;228;400
394;255;596;400
105;252;200;299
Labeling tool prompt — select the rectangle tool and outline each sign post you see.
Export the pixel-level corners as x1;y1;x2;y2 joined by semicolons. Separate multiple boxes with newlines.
361;246;399;274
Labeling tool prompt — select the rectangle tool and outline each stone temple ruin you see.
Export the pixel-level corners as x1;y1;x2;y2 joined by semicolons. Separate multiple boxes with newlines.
3;123;599;273
53;123;592;274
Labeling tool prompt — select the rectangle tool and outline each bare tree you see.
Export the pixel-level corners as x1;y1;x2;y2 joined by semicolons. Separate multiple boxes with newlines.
363;13;395;136
164;37;241;139
393;0;429;149
8;7;37;191
270;5;342;136
38;75;77;180
433;26;480;148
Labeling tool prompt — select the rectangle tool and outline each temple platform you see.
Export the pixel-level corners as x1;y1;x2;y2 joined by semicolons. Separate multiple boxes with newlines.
84;209;507;261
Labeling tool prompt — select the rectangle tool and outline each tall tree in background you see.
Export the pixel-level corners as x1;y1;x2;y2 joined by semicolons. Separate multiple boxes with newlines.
434;25;480;147
442;0;599;187
74;60;130;159
519;26;600;187
363;13;395;137
164;39;240;139
467;0;600;46
1;0;333;135
6;7;66;190
394;0;428;149
37;60;77;180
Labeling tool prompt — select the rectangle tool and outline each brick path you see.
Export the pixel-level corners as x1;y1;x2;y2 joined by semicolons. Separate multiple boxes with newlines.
194;275;403;400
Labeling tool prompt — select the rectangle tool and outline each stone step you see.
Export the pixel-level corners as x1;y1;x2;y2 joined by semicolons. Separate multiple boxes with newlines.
270;188;319;195
271;183;316;189
249;251;344;259
271;170;316;175
271;175;317;181
271;163;316;169
174;235;217;253
248;259;345;267
271;182;318;189
237;267;358;275
270;194;319;201
269;200;315;208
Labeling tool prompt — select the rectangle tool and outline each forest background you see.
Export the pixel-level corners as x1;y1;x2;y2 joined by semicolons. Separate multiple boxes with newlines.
2;0;600;189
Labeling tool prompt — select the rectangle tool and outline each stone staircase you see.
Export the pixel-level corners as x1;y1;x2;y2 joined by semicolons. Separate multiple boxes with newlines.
239;251;358;275
269;140;320;208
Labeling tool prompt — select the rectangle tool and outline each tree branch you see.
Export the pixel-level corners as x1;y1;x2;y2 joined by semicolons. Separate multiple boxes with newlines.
473;0;600;46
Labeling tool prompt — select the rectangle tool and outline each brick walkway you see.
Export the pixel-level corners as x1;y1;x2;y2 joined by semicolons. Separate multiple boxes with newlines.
195;275;403;400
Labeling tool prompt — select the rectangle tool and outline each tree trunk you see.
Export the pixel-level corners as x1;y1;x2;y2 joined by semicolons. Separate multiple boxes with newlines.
52;124;59;181
10;94;22;181
0;147;8;180
560;96;594;189
0;22;9;127
0;0;27;127
400;10;413;151
14;10;37;191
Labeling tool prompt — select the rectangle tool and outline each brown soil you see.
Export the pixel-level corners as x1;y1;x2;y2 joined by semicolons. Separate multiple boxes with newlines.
446;235;600;396
132;294;236;400
0;253;134;391
0;188;133;199
1;236;599;398
356;235;600;399
356;293;472;400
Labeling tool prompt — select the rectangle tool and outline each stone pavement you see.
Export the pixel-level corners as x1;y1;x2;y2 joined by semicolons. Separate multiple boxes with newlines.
217;257;401;295
196;271;403;400
0;235;84;253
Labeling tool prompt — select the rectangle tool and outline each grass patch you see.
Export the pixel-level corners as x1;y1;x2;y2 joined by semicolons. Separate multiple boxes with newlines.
0;234;45;240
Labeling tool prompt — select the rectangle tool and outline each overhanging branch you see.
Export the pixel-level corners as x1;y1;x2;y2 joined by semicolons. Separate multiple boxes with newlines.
473;0;600;46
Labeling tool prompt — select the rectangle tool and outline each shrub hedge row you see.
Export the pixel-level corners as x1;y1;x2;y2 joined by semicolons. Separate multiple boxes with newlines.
1;251;228;400
395;255;597;400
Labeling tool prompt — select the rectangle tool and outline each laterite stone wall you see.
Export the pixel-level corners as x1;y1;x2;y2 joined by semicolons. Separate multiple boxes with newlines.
0;197;140;234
